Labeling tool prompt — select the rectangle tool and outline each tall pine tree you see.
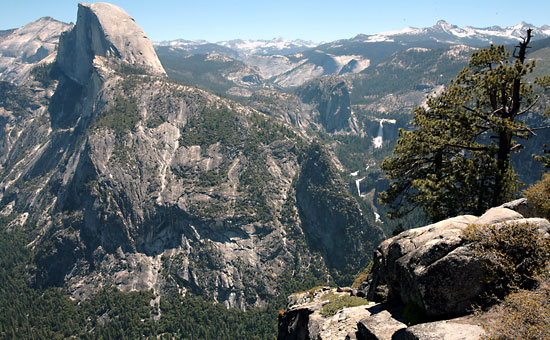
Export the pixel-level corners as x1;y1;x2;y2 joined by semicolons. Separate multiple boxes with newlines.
381;29;550;222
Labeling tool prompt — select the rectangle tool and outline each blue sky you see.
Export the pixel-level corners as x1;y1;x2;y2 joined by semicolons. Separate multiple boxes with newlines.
2;0;550;42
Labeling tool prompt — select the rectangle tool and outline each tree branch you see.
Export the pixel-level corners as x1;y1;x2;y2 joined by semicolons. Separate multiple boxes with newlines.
443;143;489;151
517;96;540;116
515;125;550;136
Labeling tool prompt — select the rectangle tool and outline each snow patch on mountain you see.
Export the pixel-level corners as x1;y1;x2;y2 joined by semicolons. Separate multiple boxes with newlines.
359;20;550;45
218;37;317;55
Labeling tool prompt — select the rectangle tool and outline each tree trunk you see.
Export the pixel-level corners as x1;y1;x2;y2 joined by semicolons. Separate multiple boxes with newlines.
493;129;513;206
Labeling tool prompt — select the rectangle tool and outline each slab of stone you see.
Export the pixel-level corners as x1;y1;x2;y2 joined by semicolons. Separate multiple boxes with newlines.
357;310;406;340
393;320;485;340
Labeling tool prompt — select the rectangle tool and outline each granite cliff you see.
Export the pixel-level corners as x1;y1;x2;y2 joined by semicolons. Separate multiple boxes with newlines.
0;2;383;309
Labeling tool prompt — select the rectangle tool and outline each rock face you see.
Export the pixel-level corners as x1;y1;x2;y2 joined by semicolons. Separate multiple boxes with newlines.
57;2;165;85
0;17;72;84
295;77;358;133
360;206;550;317
296;144;381;284
0;3;382;309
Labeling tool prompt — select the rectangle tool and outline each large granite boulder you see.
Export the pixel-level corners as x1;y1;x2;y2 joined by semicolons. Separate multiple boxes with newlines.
359;205;550;317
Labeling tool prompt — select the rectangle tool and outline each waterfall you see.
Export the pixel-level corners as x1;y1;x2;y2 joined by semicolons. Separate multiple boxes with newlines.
377;120;384;139
373;120;384;148
355;176;367;196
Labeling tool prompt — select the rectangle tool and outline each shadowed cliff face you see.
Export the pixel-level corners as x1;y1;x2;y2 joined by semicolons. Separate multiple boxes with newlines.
294;77;358;134
0;3;383;308
296;144;382;285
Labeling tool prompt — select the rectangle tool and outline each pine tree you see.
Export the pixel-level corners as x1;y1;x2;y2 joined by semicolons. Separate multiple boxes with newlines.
380;29;550;222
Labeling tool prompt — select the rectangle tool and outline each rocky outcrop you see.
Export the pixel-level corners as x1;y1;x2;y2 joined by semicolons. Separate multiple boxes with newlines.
278;202;550;339
248;90;321;133
0;17;72;84
497;197;550;219
57;2;164;86
277;287;485;340
278;287;373;340
359;205;550;318
356;309;406;340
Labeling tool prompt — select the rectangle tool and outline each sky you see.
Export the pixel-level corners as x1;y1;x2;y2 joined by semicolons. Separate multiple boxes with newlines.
2;0;550;43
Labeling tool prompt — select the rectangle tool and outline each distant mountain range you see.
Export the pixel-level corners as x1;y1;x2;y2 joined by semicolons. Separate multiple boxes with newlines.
155;37;317;56
154;21;550;58
4;18;548;91
153;21;550;91
352;20;550;45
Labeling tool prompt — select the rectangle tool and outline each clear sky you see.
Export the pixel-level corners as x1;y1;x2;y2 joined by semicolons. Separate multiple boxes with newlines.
1;0;550;43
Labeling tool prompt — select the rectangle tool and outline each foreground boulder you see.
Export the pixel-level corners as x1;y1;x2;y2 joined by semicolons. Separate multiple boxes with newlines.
359;204;550;317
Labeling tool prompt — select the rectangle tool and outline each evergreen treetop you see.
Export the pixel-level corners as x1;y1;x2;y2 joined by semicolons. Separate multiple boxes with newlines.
380;29;550;222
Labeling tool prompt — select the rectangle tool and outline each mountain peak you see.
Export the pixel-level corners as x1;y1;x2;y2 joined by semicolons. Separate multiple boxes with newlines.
57;2;165;84
0;15;72;84
433;20;455;31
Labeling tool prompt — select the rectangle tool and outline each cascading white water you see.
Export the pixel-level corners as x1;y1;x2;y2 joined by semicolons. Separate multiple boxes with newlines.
373;120;384;148
355;177;366;196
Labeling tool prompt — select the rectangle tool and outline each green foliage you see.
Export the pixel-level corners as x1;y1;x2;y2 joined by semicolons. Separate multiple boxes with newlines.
462;222;550;300
235;157;273;222
296;143;380;286
523;173;550;217
180;107;242;148
380;32;550;222
350;45;468;104
157;51;250;94
320;294;368;317
332;134;374;171
533;144;550;169
157;294;277;340
0;81;36;116
198;165;229;188
30;63;55;88
115;62;150;76
93;97;139;133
